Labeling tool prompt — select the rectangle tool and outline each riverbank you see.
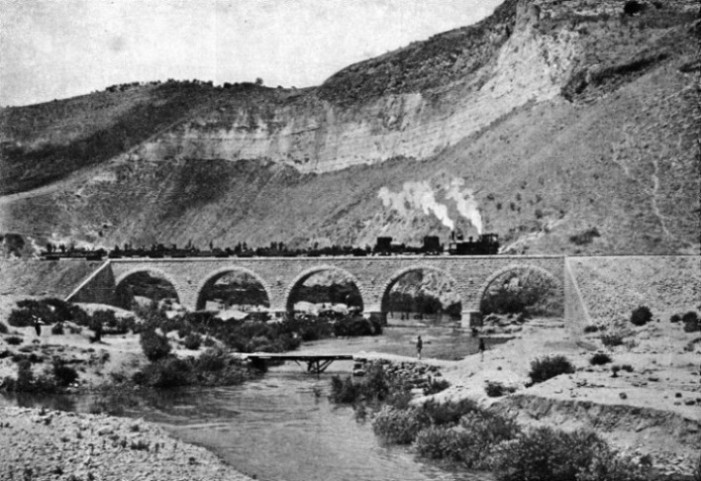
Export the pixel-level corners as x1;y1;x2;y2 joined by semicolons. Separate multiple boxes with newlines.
352;317;701;478
0;405;255;481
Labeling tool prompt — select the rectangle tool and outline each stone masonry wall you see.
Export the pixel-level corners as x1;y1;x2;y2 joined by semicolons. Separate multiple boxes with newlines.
68;256;565;318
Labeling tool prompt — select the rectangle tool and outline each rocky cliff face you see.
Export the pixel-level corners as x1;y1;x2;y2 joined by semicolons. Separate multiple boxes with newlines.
137;0;579;174
1;0;699;256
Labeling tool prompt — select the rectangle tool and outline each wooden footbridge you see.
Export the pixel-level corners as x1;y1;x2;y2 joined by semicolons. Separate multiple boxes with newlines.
243;353;355;375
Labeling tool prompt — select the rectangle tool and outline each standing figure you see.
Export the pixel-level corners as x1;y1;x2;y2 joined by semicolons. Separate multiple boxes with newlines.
33;316;42;337
416;335;423;360
479;338;486;361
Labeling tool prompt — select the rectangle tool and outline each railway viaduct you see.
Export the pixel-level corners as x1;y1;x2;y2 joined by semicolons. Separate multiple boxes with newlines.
66;256;566;325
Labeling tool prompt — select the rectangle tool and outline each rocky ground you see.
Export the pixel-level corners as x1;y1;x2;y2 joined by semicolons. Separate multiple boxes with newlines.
0;406;254;481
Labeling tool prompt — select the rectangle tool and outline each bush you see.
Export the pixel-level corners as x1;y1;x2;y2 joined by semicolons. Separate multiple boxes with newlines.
0;322;7;334
630;306;652;326
583;325;599;333
330;375;361;404
52;359;78;386
682;311;700;333
529;355;575;384
194;348;226;372
421;398;479;426
139;329;171;361
51;323;64;335
600;332;624;347
133;357;190;388
5;336;23;346
372;406;425;444
670;314;681;323
486;381;504;397
491;427;648;481
620;364;634;372
183;333;202;350
423;377;450;395
590;353;612;366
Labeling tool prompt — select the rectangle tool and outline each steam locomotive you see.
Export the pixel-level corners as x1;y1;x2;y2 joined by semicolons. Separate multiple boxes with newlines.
39;233;500;260
373;233;499;256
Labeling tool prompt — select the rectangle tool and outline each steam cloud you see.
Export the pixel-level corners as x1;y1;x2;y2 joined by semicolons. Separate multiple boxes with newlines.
378;178;483;234
445;178;483;234
378;182;454;230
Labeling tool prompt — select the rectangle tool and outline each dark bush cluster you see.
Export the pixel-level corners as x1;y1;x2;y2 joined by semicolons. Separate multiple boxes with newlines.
590;353;612;366
485;380;516;397
4;336;22;346
139;329;171;361
601;332;624;347
183;333;202;350
630;306;652;326
0;322;8;334
492;427;648;481
132;348;250;388
682;311;700;333
529;355;575;384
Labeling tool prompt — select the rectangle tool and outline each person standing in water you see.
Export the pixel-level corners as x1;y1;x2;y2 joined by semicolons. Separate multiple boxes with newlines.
479;337;486;361
416;335;423;360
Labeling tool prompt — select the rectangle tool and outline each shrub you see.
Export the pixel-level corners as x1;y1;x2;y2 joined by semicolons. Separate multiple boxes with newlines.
630;306;652;326
134;357;190;388
670;314;681;323
620;364;634;372
583;325;599;333
423;377;450;395
415;409;521;468
492;427;648;481
183;333;202;350
590;353;612;366
0;322;7;334
623;0;645;16
421;398;479;426
194;348;226;372
52;359;78;386
5;336;23;346
600;332;624;347
485;381;506;397
7;309;33;327
330;375;360;404
529;355;575;384
139;329;171;361
372;406;425;444
51;323;64;335
682;311;700;333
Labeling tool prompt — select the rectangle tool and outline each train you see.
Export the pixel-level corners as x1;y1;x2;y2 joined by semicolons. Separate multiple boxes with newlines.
39;233;500;260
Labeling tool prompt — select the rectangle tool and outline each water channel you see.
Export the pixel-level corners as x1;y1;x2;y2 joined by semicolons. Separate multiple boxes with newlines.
2;326;497;481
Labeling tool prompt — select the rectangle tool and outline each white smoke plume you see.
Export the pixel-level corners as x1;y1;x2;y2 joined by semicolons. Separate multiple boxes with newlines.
378;177;484;234
378;181;454;230
445;178;483;234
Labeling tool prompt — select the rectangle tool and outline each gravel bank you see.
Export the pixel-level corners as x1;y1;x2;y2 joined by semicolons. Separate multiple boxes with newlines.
0;406;255;481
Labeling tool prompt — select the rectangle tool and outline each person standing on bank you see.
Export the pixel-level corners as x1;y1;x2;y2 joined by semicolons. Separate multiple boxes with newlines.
416;335;423;360
33;316;41;337
479;337;486;361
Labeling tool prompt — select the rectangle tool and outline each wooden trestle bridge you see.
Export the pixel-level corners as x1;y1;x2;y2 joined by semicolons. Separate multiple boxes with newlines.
242;353;355;375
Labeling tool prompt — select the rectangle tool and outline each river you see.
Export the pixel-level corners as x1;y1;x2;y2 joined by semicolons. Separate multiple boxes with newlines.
1;326;496;481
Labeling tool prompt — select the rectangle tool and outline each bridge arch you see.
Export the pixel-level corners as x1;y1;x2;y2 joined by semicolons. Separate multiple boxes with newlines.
195;266;273;311
283;265;366;313
114;267;181;310
379;265;461;319
477;263;563;316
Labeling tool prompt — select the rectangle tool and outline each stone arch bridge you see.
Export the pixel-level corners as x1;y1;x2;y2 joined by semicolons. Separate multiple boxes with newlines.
67;256;565;324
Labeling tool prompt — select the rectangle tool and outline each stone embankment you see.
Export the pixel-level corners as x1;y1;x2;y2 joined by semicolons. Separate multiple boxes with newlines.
0;406;254;481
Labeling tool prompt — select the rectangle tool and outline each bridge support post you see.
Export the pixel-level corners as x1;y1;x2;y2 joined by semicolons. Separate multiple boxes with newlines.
461;310;483;329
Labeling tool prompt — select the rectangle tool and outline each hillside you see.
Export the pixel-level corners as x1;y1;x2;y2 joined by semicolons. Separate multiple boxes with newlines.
0;0;699;256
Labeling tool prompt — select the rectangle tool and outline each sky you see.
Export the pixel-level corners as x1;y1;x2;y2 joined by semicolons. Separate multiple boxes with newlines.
0;0;503;107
